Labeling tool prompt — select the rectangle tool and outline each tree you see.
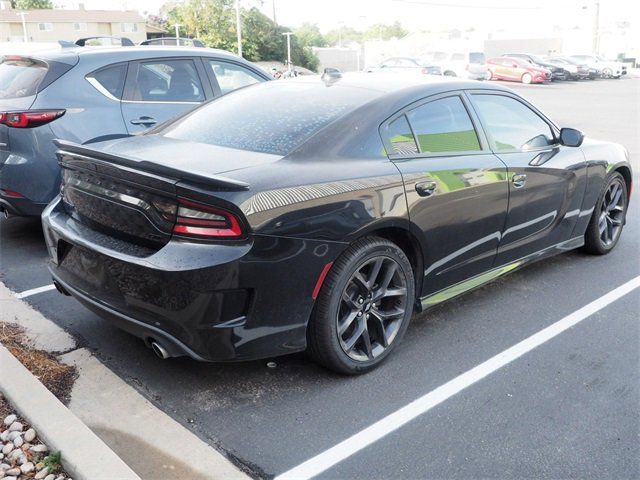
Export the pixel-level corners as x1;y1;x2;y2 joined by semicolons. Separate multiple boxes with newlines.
12;0;53;8
295;23;326;48
161;0;320;71
325;26;362;47
363;21;407;41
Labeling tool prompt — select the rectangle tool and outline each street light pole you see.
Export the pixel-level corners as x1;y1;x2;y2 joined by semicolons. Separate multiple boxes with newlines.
17;12;28;43
173;24;181;45
282;32;293;72
236;0;243;57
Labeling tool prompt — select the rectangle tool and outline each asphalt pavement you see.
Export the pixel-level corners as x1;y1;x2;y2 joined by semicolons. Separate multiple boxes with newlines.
1;77;638;479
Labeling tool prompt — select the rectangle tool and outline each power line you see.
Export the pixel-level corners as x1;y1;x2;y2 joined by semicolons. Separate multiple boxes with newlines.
392;0;542;10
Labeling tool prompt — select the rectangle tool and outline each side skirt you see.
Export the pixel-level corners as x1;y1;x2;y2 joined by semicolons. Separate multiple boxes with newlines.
417;236;584;311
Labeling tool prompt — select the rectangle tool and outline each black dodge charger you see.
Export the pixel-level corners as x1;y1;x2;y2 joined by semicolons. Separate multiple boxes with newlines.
43;74;632;374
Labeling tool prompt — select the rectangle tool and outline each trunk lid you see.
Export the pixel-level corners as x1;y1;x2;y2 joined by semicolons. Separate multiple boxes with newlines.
56;137;277;249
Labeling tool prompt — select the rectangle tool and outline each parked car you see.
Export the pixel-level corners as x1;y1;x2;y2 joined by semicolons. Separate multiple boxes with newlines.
502;53;571;80
487;57;551;83
0;45;271;217
366;57;441;75
423;51;488;80
43;74;632;374
569;54;626;78
545;56;595;80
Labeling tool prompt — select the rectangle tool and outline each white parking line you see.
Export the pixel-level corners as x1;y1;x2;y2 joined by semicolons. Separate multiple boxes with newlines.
15;284;56;299
275;275;640;480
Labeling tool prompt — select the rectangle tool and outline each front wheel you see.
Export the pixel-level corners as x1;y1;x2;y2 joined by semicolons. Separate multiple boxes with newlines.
582;172;628;255
307;237;415;375
521;72;533;84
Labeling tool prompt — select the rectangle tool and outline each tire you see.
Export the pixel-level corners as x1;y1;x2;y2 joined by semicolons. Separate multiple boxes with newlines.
487;70;494;81
307;236;415;375
602;68;612;78
521;73;532;84
582;172;628;255
444;70;457;77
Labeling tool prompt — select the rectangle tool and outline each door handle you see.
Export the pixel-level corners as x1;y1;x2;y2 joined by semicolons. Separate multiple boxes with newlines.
415;181;437;197
511;173;527;188
130;116;157;126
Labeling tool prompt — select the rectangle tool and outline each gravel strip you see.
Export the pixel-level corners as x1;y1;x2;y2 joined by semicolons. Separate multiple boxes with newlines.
0;395;70;480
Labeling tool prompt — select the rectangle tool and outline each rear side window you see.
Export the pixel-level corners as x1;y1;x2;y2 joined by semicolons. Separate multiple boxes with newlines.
387;115;418;155
86;63;127;99
129;59;204;103
0;57;48;99
407;96;481;153
208;60;263;95
472;94;555;151
162;81;378;156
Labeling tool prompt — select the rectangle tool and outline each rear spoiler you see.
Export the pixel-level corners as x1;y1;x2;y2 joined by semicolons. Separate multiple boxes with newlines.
54;139;250;191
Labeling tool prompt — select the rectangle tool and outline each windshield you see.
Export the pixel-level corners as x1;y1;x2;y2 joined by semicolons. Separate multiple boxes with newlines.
162;81;379;156
0;57;48;99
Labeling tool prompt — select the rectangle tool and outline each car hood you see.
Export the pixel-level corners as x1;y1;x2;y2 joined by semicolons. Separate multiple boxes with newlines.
89;134;282;177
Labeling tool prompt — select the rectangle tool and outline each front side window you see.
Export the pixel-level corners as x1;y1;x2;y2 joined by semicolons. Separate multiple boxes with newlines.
130;59;204;103
471;94;555;151
208;60;263;95
387;115;418;155
406;96;481;153
87;63;127;99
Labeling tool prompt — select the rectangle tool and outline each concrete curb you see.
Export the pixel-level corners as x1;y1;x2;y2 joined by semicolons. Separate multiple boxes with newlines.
0;343;141;480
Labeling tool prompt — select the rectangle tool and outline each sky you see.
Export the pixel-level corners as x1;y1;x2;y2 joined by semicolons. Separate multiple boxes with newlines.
56;0;639;35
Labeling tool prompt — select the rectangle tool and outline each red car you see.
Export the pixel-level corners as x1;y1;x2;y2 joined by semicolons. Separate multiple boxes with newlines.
487;57;551;84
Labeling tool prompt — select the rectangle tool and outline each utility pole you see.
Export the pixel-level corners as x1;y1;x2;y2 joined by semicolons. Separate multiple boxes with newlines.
272;0;277;25
592;0;600;54
17;12;28;43
236;0;242;57
282;32;293;72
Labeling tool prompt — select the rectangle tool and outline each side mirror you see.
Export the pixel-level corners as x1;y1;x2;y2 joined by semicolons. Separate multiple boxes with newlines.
559;127;584;147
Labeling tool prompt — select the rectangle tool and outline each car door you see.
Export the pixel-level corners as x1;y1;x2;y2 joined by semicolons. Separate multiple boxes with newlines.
121;57;212;134
203;58;267;96
467;91;588;266
382;92;509;296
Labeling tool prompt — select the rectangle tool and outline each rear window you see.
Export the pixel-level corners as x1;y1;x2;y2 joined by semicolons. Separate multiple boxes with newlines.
0;57;48;99
162;81;378;156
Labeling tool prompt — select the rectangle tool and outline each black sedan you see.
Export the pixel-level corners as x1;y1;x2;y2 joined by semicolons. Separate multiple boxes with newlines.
43;74;632;374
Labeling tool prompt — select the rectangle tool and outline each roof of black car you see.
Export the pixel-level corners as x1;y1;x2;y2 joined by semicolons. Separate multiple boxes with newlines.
283;72;506;95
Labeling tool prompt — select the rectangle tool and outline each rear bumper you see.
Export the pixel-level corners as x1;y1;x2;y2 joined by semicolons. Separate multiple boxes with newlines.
42;199;344;362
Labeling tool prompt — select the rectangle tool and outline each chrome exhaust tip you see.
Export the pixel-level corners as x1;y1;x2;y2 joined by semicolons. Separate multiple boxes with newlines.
150;341;170;360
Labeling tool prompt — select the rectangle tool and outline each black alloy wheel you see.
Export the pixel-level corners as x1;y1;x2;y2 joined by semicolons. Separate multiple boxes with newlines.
308;236;415;374
583;172;628;255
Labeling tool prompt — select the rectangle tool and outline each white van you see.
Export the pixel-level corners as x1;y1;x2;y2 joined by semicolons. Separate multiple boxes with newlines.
422;51;488;80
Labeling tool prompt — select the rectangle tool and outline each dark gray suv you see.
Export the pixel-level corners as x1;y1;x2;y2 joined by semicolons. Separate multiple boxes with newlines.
0;45;270;216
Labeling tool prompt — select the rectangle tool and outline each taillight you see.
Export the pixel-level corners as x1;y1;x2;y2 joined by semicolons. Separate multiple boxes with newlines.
0;110;65;128
0;188;24;198
173;198;243;239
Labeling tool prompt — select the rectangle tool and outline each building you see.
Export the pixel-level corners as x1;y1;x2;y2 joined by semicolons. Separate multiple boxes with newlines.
312;46;362;73
0;2;150;44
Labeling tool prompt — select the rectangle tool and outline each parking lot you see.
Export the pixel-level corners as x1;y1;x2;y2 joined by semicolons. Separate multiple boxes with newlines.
1;77;639;479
